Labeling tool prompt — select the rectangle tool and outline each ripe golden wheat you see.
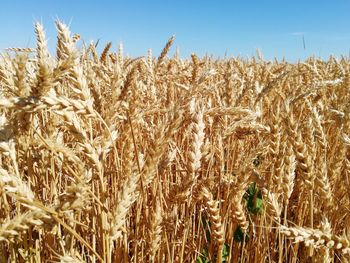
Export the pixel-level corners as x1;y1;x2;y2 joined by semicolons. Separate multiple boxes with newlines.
0;21;349;262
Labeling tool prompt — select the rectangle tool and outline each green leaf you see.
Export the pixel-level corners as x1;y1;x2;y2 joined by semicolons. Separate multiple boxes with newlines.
254;196;264;212
221;243;230;262
196;256;205;263
246;182;256;198
197;248;210;263
245;183;264;214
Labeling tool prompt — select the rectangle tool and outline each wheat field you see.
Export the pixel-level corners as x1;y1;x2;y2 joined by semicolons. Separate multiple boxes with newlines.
0;21;349;263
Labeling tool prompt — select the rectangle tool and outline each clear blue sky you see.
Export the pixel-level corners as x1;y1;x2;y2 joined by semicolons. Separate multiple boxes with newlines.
0;1;349;61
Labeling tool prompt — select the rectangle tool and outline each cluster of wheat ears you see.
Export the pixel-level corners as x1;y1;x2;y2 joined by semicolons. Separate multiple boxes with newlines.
0;21;349;263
